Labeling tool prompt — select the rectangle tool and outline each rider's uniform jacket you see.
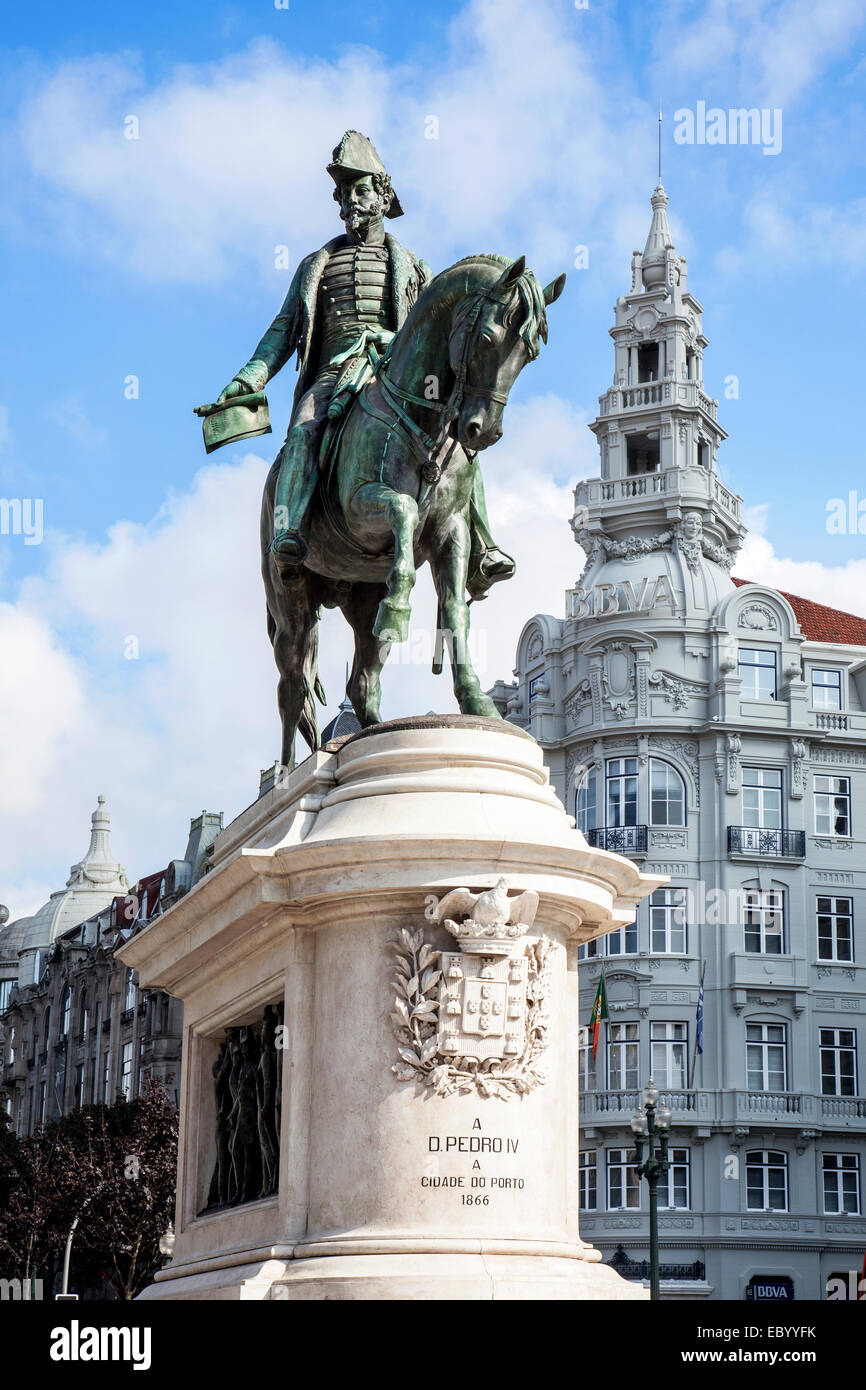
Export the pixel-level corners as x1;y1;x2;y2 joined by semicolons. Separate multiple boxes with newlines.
233;234;432;409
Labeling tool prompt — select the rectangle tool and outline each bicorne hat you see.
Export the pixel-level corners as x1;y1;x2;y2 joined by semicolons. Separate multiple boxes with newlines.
326;130;404;218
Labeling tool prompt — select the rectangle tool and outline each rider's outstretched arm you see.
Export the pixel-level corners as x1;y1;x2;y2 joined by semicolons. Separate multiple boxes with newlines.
222;260;305;398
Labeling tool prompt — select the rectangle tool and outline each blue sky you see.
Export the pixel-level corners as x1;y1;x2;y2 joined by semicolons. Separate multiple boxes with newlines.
1;0;865;918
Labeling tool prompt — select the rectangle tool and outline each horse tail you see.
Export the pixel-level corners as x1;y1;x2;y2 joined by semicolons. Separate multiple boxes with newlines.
299;612;325;751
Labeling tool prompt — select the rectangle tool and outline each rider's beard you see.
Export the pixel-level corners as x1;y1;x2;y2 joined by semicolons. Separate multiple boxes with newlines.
342;198;386;237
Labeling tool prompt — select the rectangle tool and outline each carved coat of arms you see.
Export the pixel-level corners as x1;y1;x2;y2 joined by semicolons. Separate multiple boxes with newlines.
390;879;552;1100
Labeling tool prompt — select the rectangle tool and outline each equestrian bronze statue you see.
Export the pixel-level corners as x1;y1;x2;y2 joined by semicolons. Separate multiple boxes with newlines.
200;132;565;767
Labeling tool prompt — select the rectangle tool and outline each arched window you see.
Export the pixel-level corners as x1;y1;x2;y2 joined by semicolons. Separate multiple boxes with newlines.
649;759;686;826
576;770;598;834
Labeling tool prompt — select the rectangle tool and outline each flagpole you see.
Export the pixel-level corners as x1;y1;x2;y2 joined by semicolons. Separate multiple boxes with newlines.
689;960;706;1090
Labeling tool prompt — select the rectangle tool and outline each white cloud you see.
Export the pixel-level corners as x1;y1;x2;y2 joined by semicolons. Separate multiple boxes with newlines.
6;0;656;286
739;524;866;617
655;0;866;106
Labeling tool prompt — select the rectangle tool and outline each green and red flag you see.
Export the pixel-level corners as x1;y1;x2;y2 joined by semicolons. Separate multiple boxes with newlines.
589;974;608;1060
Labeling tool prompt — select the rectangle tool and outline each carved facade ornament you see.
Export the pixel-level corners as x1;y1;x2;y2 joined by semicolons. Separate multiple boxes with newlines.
564;679;593;725
726;732;742;795
738;603;779;632
648;669;705;711
527;632;544;660
790;738;807;798
390;881;552;1100
574;526;673;581
601;642;636;720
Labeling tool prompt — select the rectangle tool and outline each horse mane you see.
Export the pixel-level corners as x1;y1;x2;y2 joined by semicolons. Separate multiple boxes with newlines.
437;253;549;359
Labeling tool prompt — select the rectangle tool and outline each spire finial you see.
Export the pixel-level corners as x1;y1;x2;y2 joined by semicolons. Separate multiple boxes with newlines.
658;101;662;185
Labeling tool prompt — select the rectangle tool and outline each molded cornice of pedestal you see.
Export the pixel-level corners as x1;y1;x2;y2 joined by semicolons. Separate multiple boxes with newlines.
120;719;663;996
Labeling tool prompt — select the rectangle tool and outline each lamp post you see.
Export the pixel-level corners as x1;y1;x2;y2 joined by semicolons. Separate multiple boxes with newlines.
631;1078;671;1301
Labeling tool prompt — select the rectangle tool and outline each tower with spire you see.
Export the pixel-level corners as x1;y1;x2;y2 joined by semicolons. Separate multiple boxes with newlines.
573;181;745;630
491;179;866;1302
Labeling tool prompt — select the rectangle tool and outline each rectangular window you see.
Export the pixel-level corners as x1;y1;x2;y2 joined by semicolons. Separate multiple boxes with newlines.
577;940;599;961
650;888;687;953
661;1147;691;1210
576;772;598;834
75;1064;84;1108
607;1022;639;1090
739;647;778;700
742;767;783;830
528;672;547;700
606;758;638;828
39;1082;46;1125
746;1023;787;1091
746;1149;788;1211
0;979;12;1012
91;1053;99;1104
811;668;843;710
121;1042;133;1100
579;1151;597;1211
743;890;785;954
823;1153;861;1215
578;1026;596;1092
820;1028;857;1097
605;921;638;956
124;967;137;1011
814;775;851;838
103;1050;111;1103
817;897;854;962
651;1022;688;1089
607;1147;640;1210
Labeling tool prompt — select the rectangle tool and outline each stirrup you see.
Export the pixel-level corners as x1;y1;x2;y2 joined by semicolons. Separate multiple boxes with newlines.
467;545;516;601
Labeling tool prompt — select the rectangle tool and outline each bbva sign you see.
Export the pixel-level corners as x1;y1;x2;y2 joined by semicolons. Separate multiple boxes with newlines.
570;575;676;619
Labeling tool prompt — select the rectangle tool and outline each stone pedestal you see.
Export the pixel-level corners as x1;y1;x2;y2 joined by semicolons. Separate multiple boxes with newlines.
120;717;661;1300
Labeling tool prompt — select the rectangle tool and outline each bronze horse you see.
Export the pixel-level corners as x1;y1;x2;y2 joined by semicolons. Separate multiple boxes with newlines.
261;253;566;768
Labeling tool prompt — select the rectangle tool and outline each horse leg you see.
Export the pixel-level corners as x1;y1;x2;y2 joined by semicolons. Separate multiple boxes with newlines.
269;570;321;770
349;483;418;642
341;581;389;726
431;512;499;718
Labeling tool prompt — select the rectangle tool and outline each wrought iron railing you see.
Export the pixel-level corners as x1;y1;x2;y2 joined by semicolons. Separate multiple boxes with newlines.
608;1246;706;1281
120;1007;135;1026
586;825;648;854
728;826;805;858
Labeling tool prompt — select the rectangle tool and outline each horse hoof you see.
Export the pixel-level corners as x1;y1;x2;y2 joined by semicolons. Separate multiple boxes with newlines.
373;599;411;643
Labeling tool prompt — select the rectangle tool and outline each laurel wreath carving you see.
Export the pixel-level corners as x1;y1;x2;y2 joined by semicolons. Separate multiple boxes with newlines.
389;926;553;1100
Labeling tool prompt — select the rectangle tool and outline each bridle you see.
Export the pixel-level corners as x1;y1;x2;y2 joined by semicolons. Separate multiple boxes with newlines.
370;284;519;483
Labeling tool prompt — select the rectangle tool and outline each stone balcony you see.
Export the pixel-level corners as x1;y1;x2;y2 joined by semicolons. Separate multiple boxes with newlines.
575;464;741;523
728;952;808;1015
580;1088;866;1132
580;1088;712;1126
597;379;719;422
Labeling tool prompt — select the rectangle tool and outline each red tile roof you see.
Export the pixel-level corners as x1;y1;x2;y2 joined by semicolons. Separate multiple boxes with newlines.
732;577;866;647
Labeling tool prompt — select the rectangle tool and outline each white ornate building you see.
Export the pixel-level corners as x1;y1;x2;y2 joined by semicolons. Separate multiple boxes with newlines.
491;184;866;1301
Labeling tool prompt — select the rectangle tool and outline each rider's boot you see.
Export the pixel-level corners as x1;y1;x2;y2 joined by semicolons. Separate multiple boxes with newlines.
466;461;516;601
271;429;319;571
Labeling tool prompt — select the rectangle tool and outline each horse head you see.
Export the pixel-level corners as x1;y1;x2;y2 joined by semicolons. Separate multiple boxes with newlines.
449;255;566;451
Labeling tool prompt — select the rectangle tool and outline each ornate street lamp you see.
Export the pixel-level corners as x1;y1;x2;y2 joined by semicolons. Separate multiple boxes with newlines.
630;1078;671;1301
158;1222;175;1264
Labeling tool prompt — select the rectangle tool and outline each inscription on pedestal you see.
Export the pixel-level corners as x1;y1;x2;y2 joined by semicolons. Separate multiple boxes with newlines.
419;1118;527;1204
